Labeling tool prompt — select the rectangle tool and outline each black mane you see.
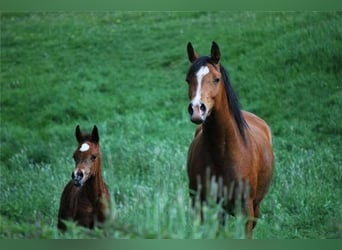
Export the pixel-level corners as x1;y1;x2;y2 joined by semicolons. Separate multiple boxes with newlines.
186;56;248;140
220;64;248;140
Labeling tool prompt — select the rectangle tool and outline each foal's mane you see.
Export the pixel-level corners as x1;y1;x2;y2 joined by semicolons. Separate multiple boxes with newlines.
186;56;248;140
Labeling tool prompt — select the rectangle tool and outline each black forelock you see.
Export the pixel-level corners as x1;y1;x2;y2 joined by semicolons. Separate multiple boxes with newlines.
186;56;212;82
78;133;96;144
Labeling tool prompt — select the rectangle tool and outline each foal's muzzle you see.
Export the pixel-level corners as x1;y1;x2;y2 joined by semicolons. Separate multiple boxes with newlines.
71;170;84;187
188;101;207;124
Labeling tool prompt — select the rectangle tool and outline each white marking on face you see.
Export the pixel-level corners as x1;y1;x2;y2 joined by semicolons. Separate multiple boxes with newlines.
79;143;90;152
193;66;209;104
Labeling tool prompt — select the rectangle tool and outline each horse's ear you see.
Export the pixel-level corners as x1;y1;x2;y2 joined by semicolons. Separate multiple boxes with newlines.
187;42;198;63
92;125;99;143
210;41;221;64
75;125;82;143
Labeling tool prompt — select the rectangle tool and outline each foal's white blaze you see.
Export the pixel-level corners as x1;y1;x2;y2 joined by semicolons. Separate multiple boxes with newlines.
193;66;209;104
79;143;90;152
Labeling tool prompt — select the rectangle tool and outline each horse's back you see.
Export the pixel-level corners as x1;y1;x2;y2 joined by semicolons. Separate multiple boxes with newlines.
243;111;272;146
242;110;274;198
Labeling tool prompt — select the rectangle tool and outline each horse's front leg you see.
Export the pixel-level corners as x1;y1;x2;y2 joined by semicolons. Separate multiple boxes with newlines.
244;199;255;239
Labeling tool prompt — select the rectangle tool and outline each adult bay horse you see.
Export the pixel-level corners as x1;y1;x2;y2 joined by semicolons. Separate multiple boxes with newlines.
57;125;111;232
185;41;274;238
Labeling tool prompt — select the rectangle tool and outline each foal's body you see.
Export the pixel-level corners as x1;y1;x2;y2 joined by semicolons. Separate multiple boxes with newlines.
57;125;110;231
58;172;110;230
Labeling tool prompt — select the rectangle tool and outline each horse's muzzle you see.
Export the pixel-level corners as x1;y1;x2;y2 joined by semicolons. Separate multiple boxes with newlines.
188;102;207;124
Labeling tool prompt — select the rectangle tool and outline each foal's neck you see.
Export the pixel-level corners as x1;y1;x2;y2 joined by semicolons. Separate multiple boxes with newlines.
82;160;105;203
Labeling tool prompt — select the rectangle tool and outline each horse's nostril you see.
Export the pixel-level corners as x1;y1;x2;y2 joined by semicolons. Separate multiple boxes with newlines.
200;103;206;112
188;103;194;115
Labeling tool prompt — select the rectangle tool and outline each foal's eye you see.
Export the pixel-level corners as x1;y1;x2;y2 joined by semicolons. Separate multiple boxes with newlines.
214;78;220;84
90;155;97;161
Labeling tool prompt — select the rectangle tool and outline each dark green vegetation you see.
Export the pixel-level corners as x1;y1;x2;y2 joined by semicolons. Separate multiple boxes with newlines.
1;12;341;238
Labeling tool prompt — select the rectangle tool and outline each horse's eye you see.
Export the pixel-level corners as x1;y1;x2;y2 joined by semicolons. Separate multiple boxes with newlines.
214;78;220;84
90;155;97;161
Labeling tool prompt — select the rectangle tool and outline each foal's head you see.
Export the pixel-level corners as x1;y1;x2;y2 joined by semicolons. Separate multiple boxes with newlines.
72;125;101;187
185;41;224;124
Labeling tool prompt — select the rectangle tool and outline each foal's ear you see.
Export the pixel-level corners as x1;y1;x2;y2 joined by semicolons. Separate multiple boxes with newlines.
91;125;99;143
210;41;221;64
75;125;83;143
187;42;199;63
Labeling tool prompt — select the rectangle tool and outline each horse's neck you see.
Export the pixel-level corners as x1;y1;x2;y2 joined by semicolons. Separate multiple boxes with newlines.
203;97;245;162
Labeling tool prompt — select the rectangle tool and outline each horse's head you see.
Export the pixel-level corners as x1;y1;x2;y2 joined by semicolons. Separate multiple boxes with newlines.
185;41;224;124
72;125;101;187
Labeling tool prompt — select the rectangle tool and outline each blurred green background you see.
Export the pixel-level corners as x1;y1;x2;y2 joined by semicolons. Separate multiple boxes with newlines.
0;12;341;238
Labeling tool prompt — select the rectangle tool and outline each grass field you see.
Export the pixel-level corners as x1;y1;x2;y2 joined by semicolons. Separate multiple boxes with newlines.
0;12;341;239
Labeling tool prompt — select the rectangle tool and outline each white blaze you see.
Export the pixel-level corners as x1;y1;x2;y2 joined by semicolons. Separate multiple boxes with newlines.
79;143;90;152
193;66;209;104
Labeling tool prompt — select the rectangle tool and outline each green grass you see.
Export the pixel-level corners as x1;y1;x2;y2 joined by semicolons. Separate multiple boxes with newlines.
1;12;341;239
